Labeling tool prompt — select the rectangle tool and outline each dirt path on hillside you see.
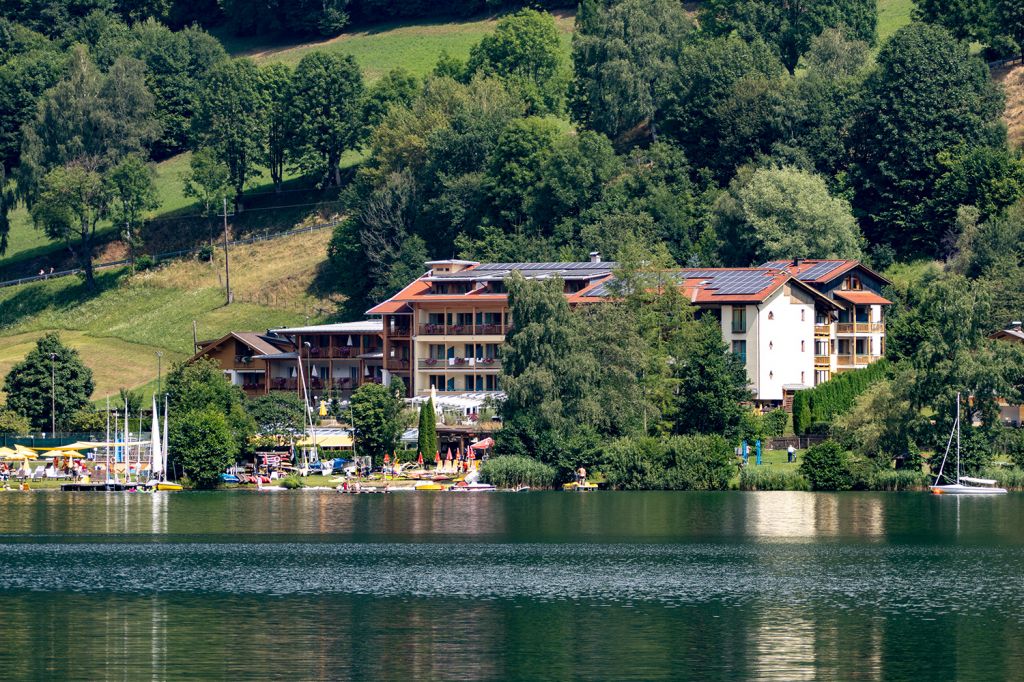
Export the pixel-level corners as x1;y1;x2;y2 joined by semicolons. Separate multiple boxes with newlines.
994;63;1024;148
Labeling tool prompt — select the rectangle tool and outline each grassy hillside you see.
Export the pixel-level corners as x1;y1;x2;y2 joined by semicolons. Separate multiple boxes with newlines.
878;0;913;42
228;10;576;77
0;230;332;401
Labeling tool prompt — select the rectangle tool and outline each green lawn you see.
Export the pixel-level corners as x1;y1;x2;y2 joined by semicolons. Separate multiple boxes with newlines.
232;11;575;78
878;0;913;43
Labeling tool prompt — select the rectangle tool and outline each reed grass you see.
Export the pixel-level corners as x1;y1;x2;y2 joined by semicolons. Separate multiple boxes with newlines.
479;456;556;489
738;468;810;491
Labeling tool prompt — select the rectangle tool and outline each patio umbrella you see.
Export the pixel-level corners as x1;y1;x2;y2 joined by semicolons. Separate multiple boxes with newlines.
417;452;424;468
14;444;37;458
434;451;442;472
0;446;15;458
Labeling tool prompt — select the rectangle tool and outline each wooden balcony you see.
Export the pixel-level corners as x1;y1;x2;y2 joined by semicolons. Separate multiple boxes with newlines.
814;324;831;338
836;322;885;334
836;354;882;367
814;355;830;367
385;358;411;371
418;324;507;336
418;358;501;370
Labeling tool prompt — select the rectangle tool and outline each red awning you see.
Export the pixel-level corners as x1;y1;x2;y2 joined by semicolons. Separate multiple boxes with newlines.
470;437;495;450
834;290;892;305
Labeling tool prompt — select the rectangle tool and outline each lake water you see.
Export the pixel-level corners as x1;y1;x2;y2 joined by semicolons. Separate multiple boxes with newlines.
1;490;1023;680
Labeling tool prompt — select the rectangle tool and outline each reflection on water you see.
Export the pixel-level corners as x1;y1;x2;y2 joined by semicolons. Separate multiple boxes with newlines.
1;491;1024;680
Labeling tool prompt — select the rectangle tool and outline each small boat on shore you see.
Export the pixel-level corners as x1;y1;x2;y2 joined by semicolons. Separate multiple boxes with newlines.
930;393;1007;496
563;482;598;492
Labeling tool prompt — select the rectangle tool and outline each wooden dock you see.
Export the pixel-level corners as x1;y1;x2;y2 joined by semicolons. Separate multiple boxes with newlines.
60;482;143;492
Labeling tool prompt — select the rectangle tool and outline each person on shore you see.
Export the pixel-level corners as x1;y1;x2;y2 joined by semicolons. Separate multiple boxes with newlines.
576;467;587;486
787;445;796;463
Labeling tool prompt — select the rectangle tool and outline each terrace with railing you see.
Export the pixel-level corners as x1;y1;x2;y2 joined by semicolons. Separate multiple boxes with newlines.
418;357;501;370
418;323;508;336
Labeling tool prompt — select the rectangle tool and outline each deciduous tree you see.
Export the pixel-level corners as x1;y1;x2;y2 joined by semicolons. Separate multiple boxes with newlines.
288;51;364;187
2;332;95;431
350;382;404;459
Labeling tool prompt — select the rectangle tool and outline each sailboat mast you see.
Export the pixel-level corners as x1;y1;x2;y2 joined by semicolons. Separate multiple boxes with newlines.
956;392;962;485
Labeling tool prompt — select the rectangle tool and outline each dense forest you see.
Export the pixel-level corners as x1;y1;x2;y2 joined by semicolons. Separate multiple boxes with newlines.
4;0;1024;485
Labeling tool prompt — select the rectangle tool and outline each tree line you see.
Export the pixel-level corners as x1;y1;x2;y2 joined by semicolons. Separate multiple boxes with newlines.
0;0;576;39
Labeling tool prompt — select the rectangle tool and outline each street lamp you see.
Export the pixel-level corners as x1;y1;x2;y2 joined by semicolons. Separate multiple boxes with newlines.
49;352;57;434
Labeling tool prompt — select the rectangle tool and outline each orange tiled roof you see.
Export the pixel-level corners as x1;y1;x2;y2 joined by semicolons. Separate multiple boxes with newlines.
834;290;892;306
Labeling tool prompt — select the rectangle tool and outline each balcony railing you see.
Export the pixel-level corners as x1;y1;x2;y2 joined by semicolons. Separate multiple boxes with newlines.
814;355;831;366
836;354;882;367
388;326;412;337
386;358;411;370
814;324;831;337
836;322;885;334
418;323;507;336
418;357;502;370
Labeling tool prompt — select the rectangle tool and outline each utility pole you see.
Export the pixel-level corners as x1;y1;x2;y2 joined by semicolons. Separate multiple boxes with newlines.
49;352;56;434
222;197;232;305
192;320;199;354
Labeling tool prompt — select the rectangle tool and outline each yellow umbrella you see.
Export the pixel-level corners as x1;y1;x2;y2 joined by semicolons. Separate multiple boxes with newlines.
2;453;32;461
14;444;37;458
0;446;15;458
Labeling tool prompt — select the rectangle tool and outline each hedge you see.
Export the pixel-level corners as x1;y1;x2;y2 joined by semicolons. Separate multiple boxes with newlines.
793;360;888;435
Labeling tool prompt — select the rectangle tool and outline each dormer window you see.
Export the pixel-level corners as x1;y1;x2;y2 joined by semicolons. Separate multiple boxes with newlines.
843;275;862;291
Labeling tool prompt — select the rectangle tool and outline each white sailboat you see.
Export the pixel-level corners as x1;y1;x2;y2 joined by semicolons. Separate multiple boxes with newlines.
148;396;163;486
929;393;1007;495
148;397;182;491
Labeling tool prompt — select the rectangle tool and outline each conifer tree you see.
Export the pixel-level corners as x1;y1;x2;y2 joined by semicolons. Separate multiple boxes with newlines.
417;397;438;458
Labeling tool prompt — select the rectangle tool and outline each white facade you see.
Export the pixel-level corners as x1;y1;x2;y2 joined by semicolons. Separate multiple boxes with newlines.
720;284;817;403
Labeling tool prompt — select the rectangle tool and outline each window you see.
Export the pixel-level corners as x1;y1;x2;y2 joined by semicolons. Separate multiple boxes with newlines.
801;309;805;322
844;275;862;290
801;340;805;352
732;340;747;363
801;371;805;384
731;307;747;333
838;339;851;356
768;311;774;320
855;306;869;323
429;374;446;389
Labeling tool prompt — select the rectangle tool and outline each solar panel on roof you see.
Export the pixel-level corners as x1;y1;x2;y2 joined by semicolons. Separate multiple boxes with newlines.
798;261;844;280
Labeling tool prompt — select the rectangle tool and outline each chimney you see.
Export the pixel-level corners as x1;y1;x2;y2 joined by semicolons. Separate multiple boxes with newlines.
792;258;803;267
589;251;601;263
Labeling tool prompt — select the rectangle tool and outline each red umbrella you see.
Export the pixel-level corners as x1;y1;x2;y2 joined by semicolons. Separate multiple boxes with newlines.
446;448;453;461
417;452;424;466
435;451;441;463
384;453;390;464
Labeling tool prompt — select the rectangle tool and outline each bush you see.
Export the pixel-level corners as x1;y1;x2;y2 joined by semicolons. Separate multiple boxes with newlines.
979;466;1024;489
793;361;888;435
663;435;735;490
168;408;238;489
279;474;305;489
762;409;788;438
602;436;668;490
479;455;556;489
0;408;30;436
197;245;215;262
866;469;929;491
135;254;156;271
799;441;852;490
739;468;810;491
602;434;735;490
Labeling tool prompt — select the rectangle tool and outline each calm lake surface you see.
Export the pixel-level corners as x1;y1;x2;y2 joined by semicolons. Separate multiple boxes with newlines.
1;490;1024;680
